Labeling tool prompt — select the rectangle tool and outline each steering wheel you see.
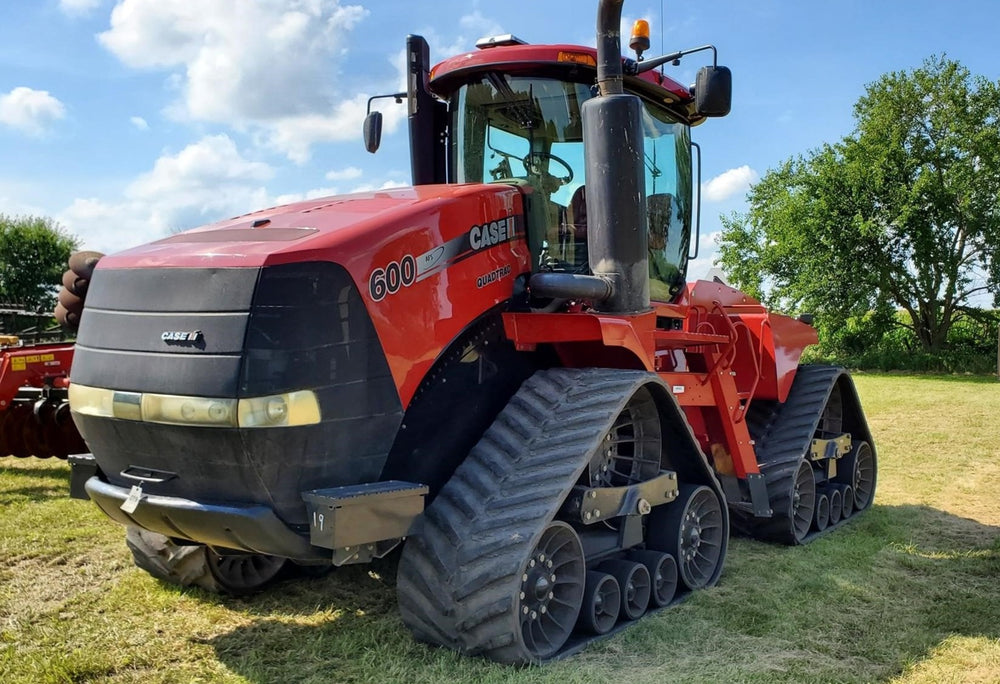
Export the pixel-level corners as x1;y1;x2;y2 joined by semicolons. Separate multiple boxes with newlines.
523;152;574;187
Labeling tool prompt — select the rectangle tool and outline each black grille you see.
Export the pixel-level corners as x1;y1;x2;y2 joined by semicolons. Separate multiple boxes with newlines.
74;261;404;524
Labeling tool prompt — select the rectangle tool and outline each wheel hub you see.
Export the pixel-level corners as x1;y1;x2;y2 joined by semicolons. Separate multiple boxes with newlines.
520;551;557;621
682;511;703;559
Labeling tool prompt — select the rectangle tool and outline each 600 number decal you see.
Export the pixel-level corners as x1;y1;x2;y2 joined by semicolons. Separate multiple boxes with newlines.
369;255;416;301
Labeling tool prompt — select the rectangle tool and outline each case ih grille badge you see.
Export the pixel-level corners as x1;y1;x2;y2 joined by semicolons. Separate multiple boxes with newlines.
161;330;203;343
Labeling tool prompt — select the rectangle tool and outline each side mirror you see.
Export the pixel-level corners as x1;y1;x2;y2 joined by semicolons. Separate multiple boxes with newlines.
363;111;383;153
695;65;732;117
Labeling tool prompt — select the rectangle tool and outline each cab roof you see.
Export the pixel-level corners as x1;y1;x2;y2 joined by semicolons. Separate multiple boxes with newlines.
429;43;700;123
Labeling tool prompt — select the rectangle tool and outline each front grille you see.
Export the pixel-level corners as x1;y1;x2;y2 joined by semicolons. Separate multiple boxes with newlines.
74;261;404;524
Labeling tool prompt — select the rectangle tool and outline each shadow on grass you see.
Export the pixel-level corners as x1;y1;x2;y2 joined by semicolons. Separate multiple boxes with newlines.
202;503;999;683
0;462;70;481
0;462;71;504
0;484;73;504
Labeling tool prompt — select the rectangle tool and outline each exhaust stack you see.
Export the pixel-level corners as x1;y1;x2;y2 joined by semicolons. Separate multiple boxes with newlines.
583;0;650;314
531;0;650;313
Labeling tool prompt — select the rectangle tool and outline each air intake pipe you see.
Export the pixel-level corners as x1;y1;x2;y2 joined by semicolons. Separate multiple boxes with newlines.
529;0;650;313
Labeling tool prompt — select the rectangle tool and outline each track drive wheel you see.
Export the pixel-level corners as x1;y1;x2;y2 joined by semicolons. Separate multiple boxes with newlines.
125;526;287;594
837;441;876;512
647;484;726;590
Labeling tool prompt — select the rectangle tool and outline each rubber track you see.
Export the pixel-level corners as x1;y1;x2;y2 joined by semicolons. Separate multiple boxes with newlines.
396;368;663;664
125;526;222;592
731;365;847;544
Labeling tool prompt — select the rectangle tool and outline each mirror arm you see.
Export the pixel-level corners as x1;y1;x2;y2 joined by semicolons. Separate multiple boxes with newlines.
625;44;717;75
366;92;407;114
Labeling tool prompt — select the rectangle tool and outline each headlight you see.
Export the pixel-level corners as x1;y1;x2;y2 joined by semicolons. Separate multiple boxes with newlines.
69;383;320;428
68;384;114;417
237;391;320;428
142;394;237;427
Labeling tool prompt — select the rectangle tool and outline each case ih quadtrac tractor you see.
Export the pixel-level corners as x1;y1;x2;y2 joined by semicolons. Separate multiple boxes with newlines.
65;0;876;664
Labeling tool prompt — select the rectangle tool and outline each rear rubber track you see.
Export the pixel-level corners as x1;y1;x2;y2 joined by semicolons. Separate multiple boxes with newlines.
733;365;850;544
397;368;662;664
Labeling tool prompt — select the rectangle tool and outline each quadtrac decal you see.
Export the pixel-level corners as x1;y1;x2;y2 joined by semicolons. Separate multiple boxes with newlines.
368;213;522;301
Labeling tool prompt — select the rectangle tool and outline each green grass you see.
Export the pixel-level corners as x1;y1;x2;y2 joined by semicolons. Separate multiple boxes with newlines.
2;374;998;683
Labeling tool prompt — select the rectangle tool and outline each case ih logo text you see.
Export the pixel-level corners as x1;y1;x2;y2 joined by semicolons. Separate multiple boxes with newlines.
469;216;515;250
161;330;203;343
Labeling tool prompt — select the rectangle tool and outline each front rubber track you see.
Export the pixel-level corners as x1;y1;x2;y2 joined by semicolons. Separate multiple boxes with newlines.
396;368;669;665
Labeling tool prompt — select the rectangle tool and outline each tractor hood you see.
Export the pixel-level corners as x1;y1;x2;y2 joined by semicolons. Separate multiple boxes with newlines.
97;183;521;271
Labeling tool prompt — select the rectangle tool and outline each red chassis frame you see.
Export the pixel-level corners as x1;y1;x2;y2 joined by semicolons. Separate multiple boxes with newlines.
503;280;818;480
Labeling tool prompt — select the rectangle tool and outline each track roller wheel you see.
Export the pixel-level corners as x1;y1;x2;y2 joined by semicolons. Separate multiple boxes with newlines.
598;559;650;620
838;441;876;511
648;484;726;590
840;484;855;518
517;521;586;659
126;526;287;594
814;493;830;532
628;550;677;607
577;571;620;635
828;487;843;524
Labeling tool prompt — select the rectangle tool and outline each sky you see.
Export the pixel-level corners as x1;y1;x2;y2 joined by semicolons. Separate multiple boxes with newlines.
1;0;999;278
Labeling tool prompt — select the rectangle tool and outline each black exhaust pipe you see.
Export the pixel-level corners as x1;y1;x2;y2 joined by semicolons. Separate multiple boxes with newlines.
584;0;650;314
528;0;650;313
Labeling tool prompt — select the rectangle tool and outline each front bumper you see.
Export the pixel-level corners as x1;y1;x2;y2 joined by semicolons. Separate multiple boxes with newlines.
72;455;428;565
83;476;327;561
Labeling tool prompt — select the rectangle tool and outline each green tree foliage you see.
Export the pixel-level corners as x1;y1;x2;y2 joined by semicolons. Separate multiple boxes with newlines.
718;56;1000;353
0;214;79;311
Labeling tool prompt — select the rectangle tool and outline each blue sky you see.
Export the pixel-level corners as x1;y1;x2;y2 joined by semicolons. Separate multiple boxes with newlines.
1;0;998;277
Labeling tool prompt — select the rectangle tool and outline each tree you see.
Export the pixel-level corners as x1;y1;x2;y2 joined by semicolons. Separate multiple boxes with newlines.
0;215;79;312
718;56;1000;353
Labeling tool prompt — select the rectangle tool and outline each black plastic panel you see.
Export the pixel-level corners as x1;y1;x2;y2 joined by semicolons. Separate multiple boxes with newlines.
70;347;243;396
84;267;259;313
74;310;249;354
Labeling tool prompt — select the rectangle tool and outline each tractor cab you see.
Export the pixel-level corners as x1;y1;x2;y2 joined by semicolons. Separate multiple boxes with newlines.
368;35;716;303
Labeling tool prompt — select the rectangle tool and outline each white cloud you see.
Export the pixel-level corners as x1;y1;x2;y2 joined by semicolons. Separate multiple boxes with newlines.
702;166;759;203
348;179;409;193
59;0;102;15
129;116;149;130
325;166;362;181
59;135;274;252
97;0;404;161
0;87;66;136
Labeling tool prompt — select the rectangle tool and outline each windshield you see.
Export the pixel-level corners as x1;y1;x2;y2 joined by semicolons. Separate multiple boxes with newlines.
451;74;692;301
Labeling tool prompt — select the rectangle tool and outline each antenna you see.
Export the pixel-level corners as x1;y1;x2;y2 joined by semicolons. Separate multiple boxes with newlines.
660;0;664;56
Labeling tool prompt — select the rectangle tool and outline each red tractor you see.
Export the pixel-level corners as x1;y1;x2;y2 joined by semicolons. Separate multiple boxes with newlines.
65;0;876;664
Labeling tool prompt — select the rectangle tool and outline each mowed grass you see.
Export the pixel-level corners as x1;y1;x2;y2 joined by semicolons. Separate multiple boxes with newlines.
1;374;998;683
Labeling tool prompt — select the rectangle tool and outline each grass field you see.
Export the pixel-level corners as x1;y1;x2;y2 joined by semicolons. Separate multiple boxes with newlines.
1;374;998;683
